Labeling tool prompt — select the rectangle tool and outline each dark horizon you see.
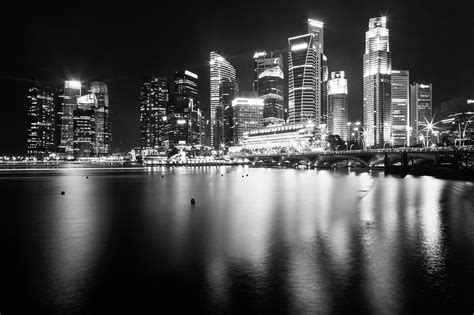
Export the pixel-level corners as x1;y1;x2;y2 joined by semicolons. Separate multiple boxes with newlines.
1;0;472;154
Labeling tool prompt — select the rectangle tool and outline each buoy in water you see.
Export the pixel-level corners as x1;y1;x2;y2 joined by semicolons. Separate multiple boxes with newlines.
190;198;196;205
60;191;65;195
246;174;248;177
221;174;224;177
86;176;88;179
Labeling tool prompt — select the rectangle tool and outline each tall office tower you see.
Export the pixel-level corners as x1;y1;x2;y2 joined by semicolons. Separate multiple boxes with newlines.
221;79;239;145
288;19;324;124
231;97;264;145
26;83;56;157
253;51;283;92
410;83;432;144
140;76;169;151
391;70;410;146
90;82;111;155
321;54;329;125
210;51;237;147
328;71;349;140
258;66;284;125
58;80;81;154
363;16;392;147
73;94;97;157
165;70;200;146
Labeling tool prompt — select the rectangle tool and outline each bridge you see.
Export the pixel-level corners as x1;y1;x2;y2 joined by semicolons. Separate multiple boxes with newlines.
229;146;474;170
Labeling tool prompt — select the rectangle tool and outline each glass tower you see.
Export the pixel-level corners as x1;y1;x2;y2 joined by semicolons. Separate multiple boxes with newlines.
73;94;97;158
26;83;56;158
363;16;392;146
231;97;264;145
410;83;432;145
328;71;349;140
140;76;169;151
210;51;237;147
58;80;81;155
258;66;284;125
391;70;410;146
288;19;324;124
90;82;111;155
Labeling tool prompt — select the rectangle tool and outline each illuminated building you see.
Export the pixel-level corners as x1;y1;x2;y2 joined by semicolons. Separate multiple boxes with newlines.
328;71;348;140
288;19;324;124
321;54;329;125
164;70;200;146
90;82;111;155
390;70;410;146
232;97;264;145
26;83;56;157
140;76;169;151
410;83;432;144
242;122;317;149
73;94;97;157
258;66;284;125
254;51;283;96
363;16;392;146
210;51;237;147
439;97;474;140
221;79;239;145
58;80;81;154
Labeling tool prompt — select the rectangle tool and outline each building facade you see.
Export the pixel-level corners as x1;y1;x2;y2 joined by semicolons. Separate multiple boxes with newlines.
26;84;56;157
391;70;410;146
363;17;392;147
258;66;284;125
328;71;349;140
288;19;324;124
210;52;237;147
164;70;200;146
73;94;97;157
90;82;111;155
410;83;432;145
140;76;169;151
232;98;264;145
58;80;82;155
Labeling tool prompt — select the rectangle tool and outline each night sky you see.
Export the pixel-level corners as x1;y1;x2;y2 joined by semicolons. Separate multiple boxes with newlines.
1;0;472;154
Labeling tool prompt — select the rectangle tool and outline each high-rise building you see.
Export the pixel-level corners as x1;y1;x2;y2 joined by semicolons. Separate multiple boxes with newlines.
258;66;284;125
410;83;432;145
288;19;324;124
391;70;410;146
140;76;169;151
164;70;200;146
58;80;81;154
321;54;329;126
26;83;56;157
232;97;264;145
253;51;283;92
73;94;97;157
363;16;392;147
210;51;237;147
90;82;111;155
328;71;349;140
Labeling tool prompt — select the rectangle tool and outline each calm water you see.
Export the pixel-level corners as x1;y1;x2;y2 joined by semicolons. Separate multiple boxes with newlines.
1;167;474;313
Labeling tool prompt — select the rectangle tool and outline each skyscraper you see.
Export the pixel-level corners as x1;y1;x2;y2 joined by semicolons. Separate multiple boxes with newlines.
58;80;81;155
321;54;329;126
253;51;283;92
328;71;349;140
410;83;432;145
391;70;410;146
140;76;169;151
258;66;284;125
363;16;392;147
165;70;200;146
210;51;237;147
90;82;111;155
288;19;324;124
231;97;264;145
26;83;56;157
73;94;97;157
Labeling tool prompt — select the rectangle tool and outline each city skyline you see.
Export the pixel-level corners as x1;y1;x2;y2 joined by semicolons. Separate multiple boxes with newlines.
1;1;472;154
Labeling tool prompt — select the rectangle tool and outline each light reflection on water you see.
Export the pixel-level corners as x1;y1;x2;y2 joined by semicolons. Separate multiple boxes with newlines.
1;167;474;313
